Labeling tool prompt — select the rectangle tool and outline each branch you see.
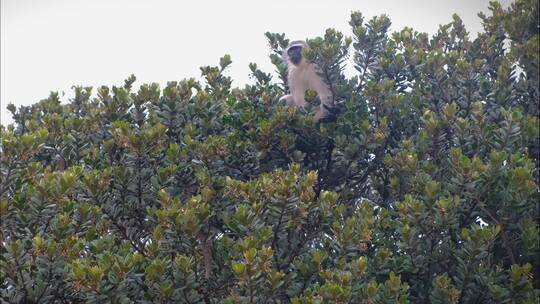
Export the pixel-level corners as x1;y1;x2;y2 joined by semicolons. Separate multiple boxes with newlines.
473;196;516;264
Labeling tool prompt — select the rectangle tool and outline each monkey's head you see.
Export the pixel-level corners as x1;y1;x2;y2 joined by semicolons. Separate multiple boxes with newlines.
286;40;308;66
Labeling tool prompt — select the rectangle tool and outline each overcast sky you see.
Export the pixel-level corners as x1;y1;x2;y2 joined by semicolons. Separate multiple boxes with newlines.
1;0;513;125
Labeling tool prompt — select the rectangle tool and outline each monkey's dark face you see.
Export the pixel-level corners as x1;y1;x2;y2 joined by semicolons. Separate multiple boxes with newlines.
287;45;303;66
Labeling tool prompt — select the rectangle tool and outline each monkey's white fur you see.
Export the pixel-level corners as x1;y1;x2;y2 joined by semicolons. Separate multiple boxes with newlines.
280;41;333;121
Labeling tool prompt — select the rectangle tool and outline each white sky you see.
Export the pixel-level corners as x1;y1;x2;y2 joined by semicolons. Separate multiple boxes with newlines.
1;0;513;126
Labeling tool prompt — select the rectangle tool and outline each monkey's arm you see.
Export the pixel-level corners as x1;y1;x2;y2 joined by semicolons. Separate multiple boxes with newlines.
292;88;308;108
280;93;308;108
308;71;332;104
310;77;333;121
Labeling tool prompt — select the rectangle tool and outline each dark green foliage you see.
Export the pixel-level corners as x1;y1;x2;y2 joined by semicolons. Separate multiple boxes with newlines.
1;1;539;303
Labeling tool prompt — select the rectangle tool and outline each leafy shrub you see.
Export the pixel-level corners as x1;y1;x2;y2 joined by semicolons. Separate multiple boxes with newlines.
1;1;538;303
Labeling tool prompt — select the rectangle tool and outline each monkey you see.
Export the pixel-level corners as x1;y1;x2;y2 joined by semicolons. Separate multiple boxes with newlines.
280;40;333;121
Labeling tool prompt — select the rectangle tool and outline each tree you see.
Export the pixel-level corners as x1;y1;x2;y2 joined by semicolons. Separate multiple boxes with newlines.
1;1;538;303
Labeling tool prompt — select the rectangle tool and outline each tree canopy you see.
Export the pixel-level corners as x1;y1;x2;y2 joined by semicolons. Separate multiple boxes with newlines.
1;1;539;303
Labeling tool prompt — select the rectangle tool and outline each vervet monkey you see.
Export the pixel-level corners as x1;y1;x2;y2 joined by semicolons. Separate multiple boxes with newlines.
280;40;333;121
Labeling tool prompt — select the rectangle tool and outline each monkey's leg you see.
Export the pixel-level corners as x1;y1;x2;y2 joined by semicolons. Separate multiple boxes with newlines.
279;94;294;105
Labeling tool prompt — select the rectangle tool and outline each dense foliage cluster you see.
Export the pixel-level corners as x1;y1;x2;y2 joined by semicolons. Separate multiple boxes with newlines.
1;1;539;303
